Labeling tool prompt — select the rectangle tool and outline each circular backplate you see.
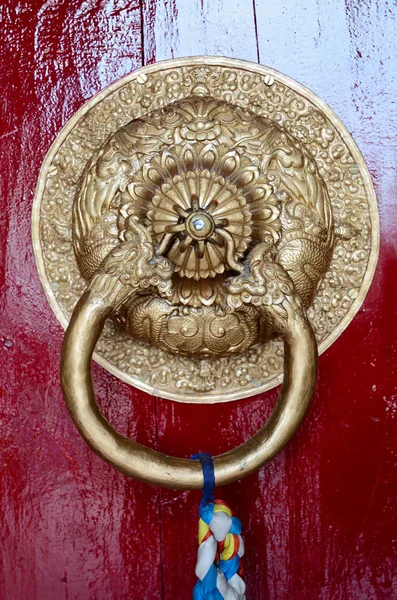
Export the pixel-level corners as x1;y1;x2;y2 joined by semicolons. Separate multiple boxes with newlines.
32;56;379;403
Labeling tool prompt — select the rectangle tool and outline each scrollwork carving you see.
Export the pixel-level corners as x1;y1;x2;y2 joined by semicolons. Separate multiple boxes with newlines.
69;94;333;359
33;58;378;401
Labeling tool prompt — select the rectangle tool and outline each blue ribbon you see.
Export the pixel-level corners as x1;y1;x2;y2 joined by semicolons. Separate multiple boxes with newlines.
192;453;242;599
191;452;215;510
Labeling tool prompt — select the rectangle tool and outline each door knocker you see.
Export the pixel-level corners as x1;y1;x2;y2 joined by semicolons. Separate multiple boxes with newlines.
32;57;379;489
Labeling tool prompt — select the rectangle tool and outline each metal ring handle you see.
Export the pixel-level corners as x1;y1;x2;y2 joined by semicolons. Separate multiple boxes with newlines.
60;286;317;489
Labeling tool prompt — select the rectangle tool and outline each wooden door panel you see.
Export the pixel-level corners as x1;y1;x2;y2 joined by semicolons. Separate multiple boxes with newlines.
1;3;161;599
142;0;259;63
1;1;396;599
141;2;397;599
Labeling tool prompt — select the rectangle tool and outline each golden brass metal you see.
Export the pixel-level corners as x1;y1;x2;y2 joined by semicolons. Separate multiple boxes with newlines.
32;57;378;487
61;276;317;488
70;98;333;358
32;57;379;403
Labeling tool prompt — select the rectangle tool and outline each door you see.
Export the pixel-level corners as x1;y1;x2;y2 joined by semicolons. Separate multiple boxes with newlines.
1;1;396;598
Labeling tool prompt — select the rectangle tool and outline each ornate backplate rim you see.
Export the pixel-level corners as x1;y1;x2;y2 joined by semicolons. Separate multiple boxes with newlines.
32;55;380;403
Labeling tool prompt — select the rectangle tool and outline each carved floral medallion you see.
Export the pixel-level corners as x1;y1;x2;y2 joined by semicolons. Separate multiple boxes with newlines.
32;57;379;402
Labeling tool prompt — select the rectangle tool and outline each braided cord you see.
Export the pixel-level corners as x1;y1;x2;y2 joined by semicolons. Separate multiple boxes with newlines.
192;454;246;600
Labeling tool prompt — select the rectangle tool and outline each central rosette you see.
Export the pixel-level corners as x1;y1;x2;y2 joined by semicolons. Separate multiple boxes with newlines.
117;141;280;303
149;177;252;280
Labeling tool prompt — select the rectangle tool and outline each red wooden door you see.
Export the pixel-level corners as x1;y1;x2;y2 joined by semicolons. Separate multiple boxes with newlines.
1;2;396;599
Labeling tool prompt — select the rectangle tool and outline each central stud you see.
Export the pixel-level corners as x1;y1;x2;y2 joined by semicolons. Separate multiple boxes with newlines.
193;218;205;231
186;211;215;240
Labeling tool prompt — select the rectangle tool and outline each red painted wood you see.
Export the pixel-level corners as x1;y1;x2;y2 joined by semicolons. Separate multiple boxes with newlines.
144;1;397;599
1;1;396;599
0;2;161;599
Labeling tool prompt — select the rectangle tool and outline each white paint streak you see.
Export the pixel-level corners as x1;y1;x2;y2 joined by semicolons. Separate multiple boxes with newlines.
255;0;397;230
384;394;397;419
148;0;258;62
255;0;354;117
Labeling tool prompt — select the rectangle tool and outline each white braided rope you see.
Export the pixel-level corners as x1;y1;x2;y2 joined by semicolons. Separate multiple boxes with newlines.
194;500;246;599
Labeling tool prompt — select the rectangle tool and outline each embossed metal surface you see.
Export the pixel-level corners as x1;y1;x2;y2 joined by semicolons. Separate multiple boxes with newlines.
32;56;379;402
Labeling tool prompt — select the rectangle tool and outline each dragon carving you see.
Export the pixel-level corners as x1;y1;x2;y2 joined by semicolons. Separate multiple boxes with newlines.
72;96;334;357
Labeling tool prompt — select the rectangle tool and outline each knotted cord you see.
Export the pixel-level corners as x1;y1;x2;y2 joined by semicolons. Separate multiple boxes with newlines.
192;453;246;600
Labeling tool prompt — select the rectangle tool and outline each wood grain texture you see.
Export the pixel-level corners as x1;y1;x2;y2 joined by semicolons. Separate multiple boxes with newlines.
0;2;161;599
254;0;397;232
144;1;397;599
142;0;259;63
0;0;396;599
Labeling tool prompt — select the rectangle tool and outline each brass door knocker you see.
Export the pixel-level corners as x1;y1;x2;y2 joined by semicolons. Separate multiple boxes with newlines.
32;57;379;488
